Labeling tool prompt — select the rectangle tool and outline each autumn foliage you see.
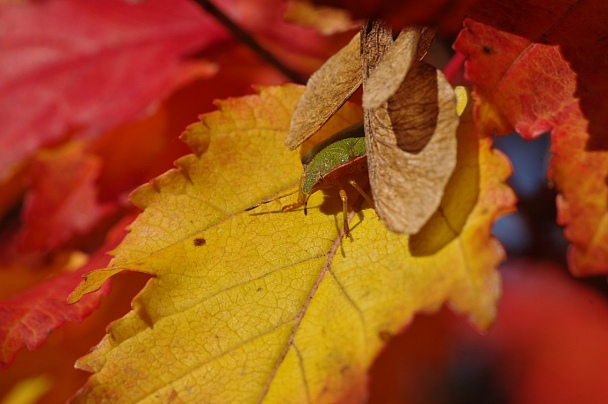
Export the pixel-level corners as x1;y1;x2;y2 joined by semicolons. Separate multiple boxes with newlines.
1;0;607;402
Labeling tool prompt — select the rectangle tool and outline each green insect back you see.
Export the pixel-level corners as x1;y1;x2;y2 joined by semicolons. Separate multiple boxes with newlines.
301;122;367;194
246;121;371;237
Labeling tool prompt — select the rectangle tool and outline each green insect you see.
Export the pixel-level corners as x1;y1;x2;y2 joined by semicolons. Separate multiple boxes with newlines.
247;122;374;236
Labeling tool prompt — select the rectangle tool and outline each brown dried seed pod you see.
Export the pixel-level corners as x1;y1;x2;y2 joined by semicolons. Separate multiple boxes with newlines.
285;32;362;150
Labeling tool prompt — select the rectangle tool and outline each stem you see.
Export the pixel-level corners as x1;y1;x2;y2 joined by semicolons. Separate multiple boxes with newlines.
443;51;466;84
195;0;306;84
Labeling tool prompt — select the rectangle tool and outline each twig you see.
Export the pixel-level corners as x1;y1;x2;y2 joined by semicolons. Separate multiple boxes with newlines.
195;0;306;84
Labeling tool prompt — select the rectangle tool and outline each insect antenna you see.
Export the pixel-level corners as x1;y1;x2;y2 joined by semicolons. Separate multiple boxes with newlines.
303;194;312;215
245;189;299;211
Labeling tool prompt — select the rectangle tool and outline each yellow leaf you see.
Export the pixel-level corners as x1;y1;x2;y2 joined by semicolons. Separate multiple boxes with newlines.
70;85;513;402
284;0;357;36
0;375;52;404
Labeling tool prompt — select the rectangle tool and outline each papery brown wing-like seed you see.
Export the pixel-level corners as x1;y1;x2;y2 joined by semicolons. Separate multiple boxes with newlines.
285;32;362;150
360;20;393;79
415;26;436;60
362;26;422;110
361;21;458;234
362;25;438;110
364;62;458;234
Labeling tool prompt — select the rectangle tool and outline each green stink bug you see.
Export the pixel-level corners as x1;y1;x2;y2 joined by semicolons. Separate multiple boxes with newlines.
247;122;374;236
286;22;459;235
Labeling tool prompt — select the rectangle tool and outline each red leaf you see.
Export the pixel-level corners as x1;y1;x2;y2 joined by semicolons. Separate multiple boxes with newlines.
18;142;114;253
453;0;608;275
368;260;608;403
484;261;608;403
0;0;226;180
219;0;357;70
0;218;131;368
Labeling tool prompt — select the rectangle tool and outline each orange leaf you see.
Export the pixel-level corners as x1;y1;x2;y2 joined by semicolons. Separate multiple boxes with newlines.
308;0;477;33
453;0;608;275
69;85;513;402
285;0;356;35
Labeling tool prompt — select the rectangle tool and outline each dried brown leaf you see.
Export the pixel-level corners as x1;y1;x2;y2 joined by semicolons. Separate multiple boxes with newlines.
285;32;362;150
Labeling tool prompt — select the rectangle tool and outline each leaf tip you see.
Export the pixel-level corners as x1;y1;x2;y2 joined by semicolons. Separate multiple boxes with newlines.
67;268;120;304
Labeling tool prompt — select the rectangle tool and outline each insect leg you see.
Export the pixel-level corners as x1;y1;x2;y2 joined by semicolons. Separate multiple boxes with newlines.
281;192;306;211
348;179;375;211
339;187;351;237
